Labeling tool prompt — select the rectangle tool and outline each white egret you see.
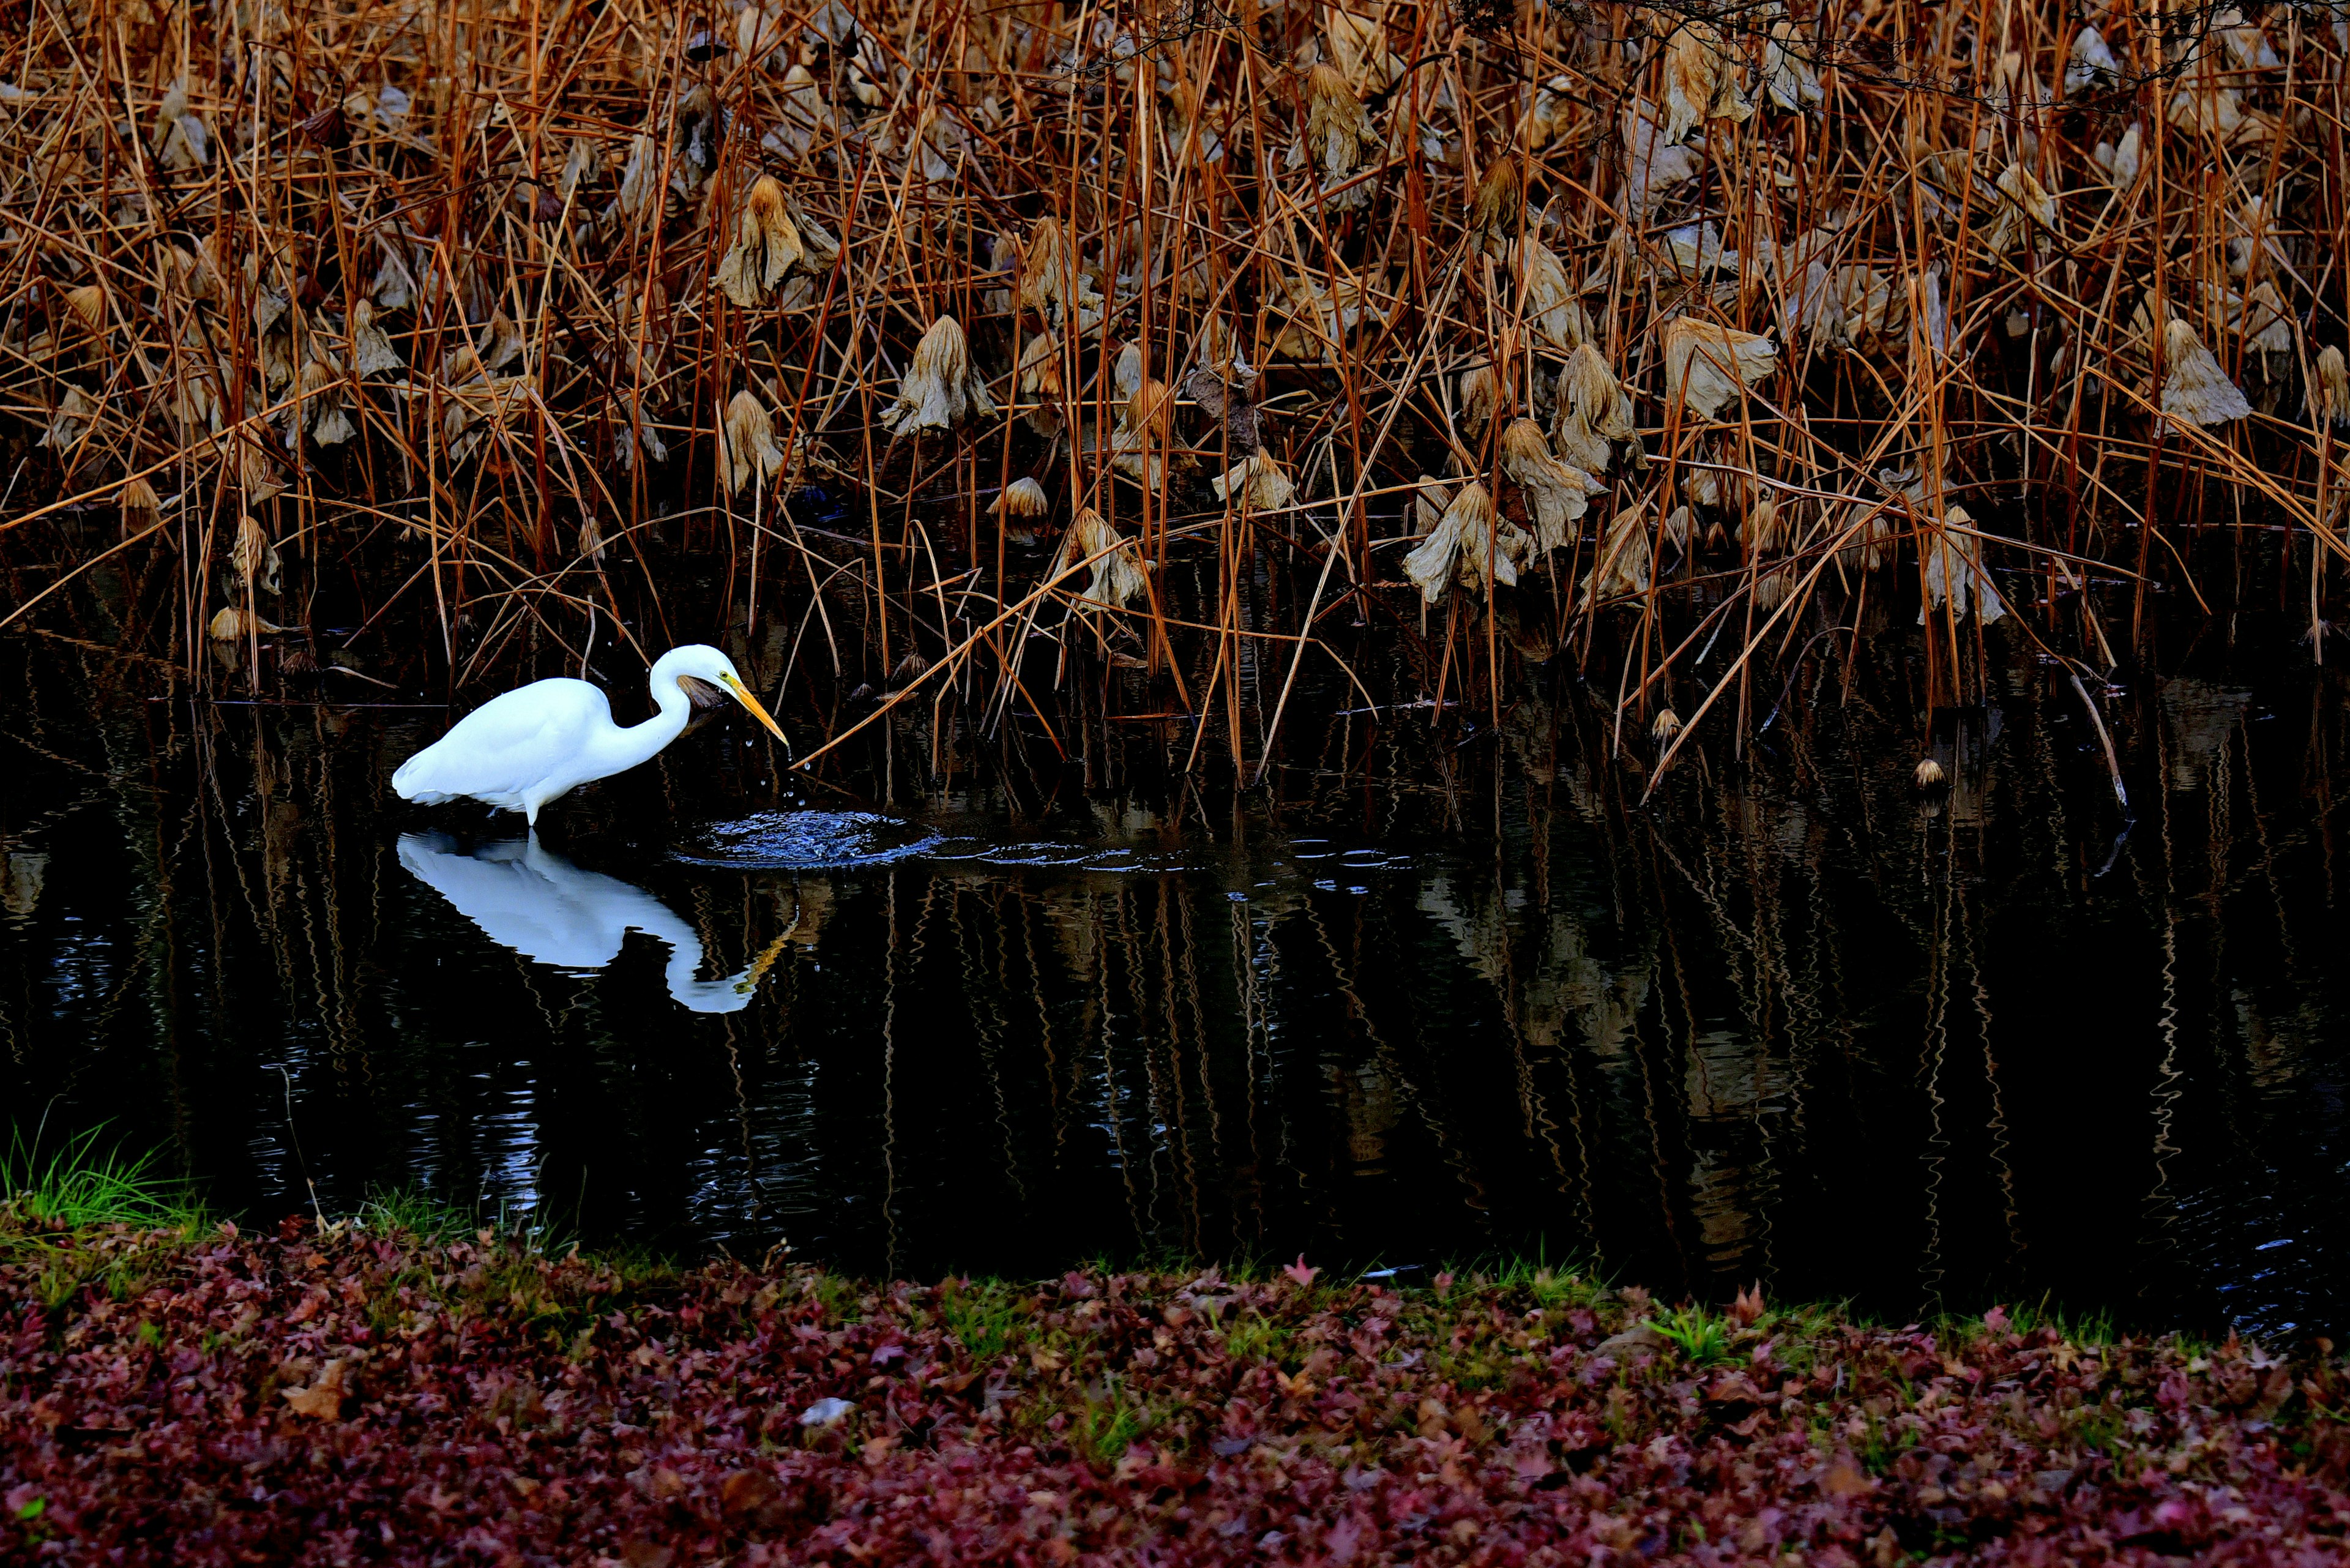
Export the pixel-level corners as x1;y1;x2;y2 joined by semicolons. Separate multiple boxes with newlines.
393;644;788;826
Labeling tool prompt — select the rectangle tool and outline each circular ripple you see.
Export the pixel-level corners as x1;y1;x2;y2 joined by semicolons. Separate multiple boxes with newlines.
675;811;942;868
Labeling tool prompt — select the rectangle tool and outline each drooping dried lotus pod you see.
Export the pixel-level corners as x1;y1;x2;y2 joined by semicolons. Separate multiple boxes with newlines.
1402;480;1530;603
2238;282;2293;356
2093;124;2143;187
990;477;1050;519
155;82;210;170
1833;266;1901;345
715;176;805;307
63;284;103;334
616;134;659;222
1016;332;1065;436
2311;345;2350;427
1919;506;2008;624
1214;451;1296;512
1515;241;1587;352
1058;508;1151;611
1662;318;1777;420
1113;340;1146;403
720;390;786;494
1269;266;1384;361
1017;217;1104;333
1622;99;1701;220
1581;503;1654;605
1652;707;1684;744
1290;64;1377;210
2161;319;2252;427
1457;362;1501;444
1739;496;1783;558
1465;157;1522;254
1554;343;1636;452
231;513;282;595
2065;24;2121;93
1524;77;1576;151
121;476;162;535
294;357;356;447
1499;419;1603;554
1661;20;1752;144
1323;7;1402;94
446;311;523;383
40;385;96;452
1763;18;1823;110
1111;378;1177;483
1987;162;2057;253
349;301;404;377
209;605;284;641
2218;6;2280;71
883;316;997;435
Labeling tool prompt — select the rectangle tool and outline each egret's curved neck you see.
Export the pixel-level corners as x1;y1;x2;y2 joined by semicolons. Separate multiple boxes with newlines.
599;651;698;777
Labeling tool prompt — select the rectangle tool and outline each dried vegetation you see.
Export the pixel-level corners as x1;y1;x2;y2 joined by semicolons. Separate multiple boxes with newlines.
9;1214;2350;1563
2;0;2347;783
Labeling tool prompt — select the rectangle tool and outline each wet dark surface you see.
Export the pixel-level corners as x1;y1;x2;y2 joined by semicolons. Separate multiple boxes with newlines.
7;607;2350;1336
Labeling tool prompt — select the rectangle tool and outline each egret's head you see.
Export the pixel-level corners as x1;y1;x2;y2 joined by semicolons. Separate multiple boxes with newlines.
668;644;791;752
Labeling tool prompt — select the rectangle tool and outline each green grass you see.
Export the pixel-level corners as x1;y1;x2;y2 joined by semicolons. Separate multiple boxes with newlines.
0;1122;203;1233
938;1279;1029;1361
1652;1304;1740;1367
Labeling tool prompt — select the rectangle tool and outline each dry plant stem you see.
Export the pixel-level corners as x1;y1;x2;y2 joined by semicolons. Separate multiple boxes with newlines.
2;0;2346;781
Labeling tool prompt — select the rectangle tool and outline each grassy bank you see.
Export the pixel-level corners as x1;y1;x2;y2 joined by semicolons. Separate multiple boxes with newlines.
6;1197;2349;1564
4;0;2342;787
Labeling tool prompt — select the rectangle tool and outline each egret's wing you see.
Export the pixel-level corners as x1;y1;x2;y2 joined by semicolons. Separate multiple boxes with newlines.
393;679;610;802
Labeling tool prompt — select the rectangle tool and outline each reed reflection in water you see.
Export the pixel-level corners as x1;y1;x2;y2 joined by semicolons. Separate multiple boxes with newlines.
6;635;2350;1334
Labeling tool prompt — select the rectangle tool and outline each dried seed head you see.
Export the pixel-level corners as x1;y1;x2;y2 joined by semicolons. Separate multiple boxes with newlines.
40;385;97;452
1554;343;1635;470
1914;757;1946;788
2161;319;2252;427
2093;124;2143;187
1466;157;1522;253
1652;708;1683;744
1988;162;2057;252
296;357;356;447
121;476;162;533
1662;21;1752;144
231;515;282;595
1515;241;1587;352
1294;63;1376;207
2313;345;2350;427
578;515;608;563
720;390;786;494
617;133;658;221
63;283;103;334
1058;508;1150;611
1324;7;1400;94
1739;497;1781;558
209;605;278;641
1498;418;1603;554
1212;451;1296;513
883;316;996;435
1457;362;1501;439
990;476;1050;519
1581;503;1654;605
1401;480;1529;603
1017;218;1103;332
715;175;805;307
1662;318;1777;420
349;301;404;378
1111;378;1177;482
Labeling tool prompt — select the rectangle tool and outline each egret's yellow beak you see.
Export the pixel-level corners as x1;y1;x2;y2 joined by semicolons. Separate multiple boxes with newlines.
720;674;792;752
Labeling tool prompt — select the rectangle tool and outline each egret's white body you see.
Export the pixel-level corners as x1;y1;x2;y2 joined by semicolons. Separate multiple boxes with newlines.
392;644;787;826
397;833;787;1013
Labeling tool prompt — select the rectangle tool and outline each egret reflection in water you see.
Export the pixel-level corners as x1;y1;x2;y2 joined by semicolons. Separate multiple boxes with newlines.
397;833;784;1013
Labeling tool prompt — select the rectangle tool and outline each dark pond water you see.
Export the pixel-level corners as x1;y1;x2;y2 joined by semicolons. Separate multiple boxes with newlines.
7;609;2350;1337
